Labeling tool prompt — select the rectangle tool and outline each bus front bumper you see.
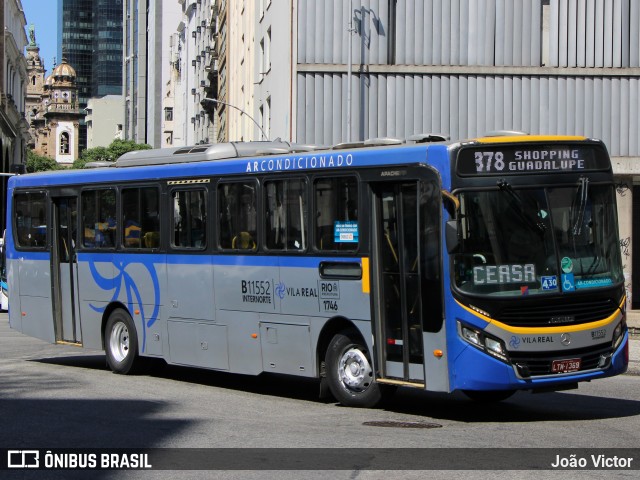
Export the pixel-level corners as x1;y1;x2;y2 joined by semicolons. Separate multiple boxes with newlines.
450;332;629;392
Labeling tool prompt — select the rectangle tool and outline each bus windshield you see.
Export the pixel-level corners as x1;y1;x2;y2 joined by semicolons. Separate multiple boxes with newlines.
453;183;623;297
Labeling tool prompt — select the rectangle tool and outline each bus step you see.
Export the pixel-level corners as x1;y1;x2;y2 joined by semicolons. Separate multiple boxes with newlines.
376;378;425;389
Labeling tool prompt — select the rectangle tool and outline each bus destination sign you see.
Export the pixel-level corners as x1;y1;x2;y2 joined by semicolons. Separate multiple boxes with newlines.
457;145;608;176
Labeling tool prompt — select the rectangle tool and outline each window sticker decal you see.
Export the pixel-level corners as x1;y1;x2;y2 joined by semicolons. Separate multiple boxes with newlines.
334;221;358;243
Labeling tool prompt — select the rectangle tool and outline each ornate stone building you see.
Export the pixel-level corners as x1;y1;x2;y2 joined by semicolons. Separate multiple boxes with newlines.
25;25;46;152
26;36;83;166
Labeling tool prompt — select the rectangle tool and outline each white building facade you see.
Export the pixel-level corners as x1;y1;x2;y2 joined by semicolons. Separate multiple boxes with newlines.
86;95;125;148
123;0;182;148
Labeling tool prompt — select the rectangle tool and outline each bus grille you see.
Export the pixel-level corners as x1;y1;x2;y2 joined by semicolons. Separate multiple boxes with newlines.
508;344;613;377
499;298;617;327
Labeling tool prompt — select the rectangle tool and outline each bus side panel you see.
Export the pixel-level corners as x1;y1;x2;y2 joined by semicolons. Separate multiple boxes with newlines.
422;329;450;392
225;310;262;375
76;256;114;350
166;257;215;321
213;260;281;314
78;254;166;356
279;260;371;321
165;258;218;366
7;258;22;331
213;260;278;375
16;257;55;343
259;315;314;377
167;319;229;370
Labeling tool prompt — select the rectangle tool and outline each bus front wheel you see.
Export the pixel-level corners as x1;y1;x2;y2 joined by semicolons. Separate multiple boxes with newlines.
105;309;139;374
325;331;385;408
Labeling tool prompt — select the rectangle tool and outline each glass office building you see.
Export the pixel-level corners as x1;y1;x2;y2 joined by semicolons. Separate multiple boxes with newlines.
58;0;123;150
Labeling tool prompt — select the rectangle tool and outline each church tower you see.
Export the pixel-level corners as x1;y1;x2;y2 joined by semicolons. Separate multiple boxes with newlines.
25;30;83;165
43;55;83;165
25;25;48;154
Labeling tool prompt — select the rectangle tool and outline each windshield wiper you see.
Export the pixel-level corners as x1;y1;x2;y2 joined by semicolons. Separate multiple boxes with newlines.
497;180;547;235
571;177;589;236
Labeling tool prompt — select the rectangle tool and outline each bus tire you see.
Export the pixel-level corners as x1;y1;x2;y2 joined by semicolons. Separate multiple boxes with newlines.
462;389;515;402
105;309;139;374
325;331;384;408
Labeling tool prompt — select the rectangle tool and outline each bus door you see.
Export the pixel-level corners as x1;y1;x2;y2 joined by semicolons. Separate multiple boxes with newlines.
370;178;443;386
372;182;424;382
51;197;82;345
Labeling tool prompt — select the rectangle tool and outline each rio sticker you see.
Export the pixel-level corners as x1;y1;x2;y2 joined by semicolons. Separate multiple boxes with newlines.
561;257;573;273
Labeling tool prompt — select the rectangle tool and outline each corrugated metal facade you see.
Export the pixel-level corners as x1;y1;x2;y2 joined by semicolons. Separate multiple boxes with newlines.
297;73;640;156
295;0;640;154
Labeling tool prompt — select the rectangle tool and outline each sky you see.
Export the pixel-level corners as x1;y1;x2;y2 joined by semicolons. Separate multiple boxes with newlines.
22;0;59;75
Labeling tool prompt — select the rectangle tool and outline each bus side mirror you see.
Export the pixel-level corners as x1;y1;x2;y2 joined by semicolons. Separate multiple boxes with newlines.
445;220;460;254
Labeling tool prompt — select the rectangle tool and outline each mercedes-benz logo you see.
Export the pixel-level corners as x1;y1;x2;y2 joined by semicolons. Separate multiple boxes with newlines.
560;333;571;346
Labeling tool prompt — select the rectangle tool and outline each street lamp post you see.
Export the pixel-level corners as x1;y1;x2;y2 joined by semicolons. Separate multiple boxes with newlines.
201;98;268;141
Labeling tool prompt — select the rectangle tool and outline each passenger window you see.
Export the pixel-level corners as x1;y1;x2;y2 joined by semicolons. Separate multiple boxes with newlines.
265;179;307;251
218;181;257;251
121;187;160;249
171;189;207;249
81;189;116;248
314;177;359;251
14;192;47;249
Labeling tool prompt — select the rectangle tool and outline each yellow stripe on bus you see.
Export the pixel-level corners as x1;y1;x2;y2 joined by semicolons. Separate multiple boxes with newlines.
361;257;370;294
474;135;587;144
456;297;624;334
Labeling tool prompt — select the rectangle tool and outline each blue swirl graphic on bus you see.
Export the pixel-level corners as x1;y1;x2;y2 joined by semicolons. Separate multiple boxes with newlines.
88;258;160;353
275;281;286;300
509;336;521;349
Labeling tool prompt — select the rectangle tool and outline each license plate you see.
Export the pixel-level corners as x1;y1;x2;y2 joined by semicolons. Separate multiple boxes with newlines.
551;358;581;373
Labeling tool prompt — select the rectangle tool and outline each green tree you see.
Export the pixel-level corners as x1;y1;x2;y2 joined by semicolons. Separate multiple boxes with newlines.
108;139;152;160
72;140;152;169
26;150;61;172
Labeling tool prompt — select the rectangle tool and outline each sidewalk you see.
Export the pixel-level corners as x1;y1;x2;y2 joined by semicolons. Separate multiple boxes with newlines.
628;309;640;331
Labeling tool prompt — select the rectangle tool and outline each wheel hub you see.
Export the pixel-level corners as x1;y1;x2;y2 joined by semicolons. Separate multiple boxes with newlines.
109;321;130;363
338;348;372;392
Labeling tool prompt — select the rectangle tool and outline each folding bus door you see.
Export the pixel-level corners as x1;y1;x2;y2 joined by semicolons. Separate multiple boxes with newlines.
51;197;82;345
370;175;445;388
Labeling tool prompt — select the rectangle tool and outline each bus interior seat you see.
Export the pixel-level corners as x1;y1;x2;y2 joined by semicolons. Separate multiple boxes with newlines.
144;231;160;248
124;221;142;247
232;231;256;250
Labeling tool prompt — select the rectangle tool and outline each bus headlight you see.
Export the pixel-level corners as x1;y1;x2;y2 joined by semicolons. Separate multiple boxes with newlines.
459;322;509;362
612;319;626;350
461;326;482;346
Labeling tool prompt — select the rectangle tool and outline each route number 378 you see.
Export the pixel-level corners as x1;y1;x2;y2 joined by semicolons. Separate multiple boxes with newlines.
475;151;505;172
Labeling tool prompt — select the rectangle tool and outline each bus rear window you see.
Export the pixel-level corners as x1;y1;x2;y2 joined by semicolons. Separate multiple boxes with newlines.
14;192;47;249
314;177;358;251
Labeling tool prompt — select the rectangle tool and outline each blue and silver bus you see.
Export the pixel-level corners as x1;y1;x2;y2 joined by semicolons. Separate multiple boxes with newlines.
5;134;628;407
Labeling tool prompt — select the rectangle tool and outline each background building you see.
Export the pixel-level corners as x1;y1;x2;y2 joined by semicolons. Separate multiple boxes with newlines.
40;58;82;166
1;0;29;230
25;25;49;155
58;0;123;152
86;94;124;148
124;0;182;148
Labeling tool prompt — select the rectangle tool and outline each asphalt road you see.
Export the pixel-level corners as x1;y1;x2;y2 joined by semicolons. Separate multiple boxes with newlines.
1;313;639;480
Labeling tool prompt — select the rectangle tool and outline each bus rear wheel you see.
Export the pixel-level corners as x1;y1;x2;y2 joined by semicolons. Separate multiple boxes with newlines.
325;331;385;408
105;309;139;374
